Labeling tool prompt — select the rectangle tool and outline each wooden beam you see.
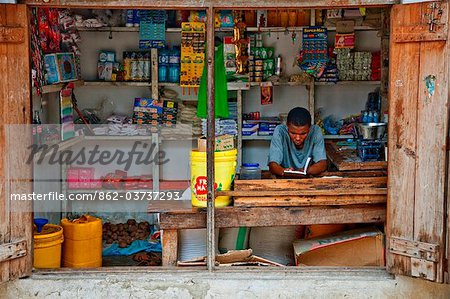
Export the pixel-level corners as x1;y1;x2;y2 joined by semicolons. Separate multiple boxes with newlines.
23;0;396;9
234;176;387;191
0;26;24;43
219;189;387;197
233;195;387;207
0;240;27;263
159;205;386;229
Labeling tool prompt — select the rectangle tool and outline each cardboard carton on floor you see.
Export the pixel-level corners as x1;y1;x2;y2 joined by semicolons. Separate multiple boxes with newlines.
293;227;385;267
197;135;235;152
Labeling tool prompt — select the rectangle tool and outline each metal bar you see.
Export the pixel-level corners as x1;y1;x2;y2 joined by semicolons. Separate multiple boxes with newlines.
206;6;216;272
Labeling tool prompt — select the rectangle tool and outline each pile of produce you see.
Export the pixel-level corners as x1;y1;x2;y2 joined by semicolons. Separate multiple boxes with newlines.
103;219;150;248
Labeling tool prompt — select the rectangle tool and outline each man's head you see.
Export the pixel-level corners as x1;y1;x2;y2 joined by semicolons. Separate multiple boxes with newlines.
286;107;311;148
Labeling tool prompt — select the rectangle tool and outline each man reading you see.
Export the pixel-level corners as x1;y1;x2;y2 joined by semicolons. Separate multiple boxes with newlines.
268;107;327;176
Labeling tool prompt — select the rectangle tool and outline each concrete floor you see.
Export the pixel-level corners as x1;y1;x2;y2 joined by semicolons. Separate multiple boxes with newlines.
1;268;450;298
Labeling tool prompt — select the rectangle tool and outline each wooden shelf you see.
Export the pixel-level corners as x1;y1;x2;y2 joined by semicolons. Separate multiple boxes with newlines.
83;135;153;141
315;81;381;86
323;134;354;140
83;81;151;87
77;26;182;33
77;26;380;34
33;80;84;95
242;135;272;141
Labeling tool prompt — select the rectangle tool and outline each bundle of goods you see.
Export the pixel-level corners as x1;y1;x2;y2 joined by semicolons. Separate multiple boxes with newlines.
103;220;150;247
353;52;372;81
101;170;152;190
335;48;354;81
315;63;338;83
121;51;151;82
75;10;124;28
158;47;181;83
289;72;312;85
178;103;202;136
105;114;143;136
370;52;381;81
180;22;205;88
201;119;238;137
160;100;179;128
139;10;166;49
232;11;249;78
67;167;101;189
228;102;238;120
132;98;162;130
242;117;280;137
248;33;275;82
297;27;328;78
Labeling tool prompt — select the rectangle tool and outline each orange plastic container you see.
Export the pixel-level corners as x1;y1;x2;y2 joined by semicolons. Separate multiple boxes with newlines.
33;224;64;268
61;215;102;268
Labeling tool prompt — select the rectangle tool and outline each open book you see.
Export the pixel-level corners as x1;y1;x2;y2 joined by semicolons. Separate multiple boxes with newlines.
284;157;312;175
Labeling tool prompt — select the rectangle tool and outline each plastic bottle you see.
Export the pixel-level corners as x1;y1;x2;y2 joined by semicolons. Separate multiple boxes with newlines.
373;111;379;123
158;64;168;82
123;52;131;81
368;111;374;123
33;110;42;147
168;64;180;83
137;52;144;81
362;111;369;123
126;10;134;27
240;163;262;180
133;10;140;27
130;52;139;81
143;52;151;81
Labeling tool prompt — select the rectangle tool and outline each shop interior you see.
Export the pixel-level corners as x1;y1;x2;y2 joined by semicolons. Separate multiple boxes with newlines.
30;6;389;269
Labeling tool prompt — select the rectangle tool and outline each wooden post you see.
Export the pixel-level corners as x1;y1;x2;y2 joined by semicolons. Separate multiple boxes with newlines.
236;90;243;170
206;6;216;272
162;229;178;267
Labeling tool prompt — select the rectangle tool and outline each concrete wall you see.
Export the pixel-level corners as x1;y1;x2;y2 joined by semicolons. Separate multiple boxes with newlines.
1;270;450;298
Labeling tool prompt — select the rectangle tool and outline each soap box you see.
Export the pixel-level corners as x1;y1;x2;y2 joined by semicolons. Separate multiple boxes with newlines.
44;52;77;84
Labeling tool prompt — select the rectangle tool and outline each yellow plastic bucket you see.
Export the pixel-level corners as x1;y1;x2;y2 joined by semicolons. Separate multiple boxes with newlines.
191;149;237;207
61;215;102;268
33;224;64;269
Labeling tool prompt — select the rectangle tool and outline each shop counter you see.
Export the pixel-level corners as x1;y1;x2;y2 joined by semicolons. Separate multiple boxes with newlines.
148;172;387;266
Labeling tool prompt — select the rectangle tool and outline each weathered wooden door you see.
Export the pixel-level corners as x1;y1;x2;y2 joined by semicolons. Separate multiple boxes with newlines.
0;4;33;283
388;1;449;283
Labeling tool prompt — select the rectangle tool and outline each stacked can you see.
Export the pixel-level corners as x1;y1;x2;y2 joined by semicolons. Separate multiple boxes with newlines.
249;33;275;82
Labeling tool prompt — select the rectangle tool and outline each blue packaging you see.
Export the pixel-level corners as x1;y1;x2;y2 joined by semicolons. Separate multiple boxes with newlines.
168;64;180;83
133;10;140;27
158;64;168;82
44;54;59;84
126;10;134;27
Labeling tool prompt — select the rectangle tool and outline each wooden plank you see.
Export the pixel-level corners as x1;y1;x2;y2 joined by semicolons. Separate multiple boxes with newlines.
234;195;387;207
0;26;24;43
387;3;421;279
325;142;387;171
411;258;436;281
23;0;396;9
0;4;10;285
392;3;448;43
414;37;448;283
162;229;178;267
4;4;32;281
219;189;387;197
159;205;386;229
0;240;27;263
151;48;158;100
234;176;387;191
389;237;439;262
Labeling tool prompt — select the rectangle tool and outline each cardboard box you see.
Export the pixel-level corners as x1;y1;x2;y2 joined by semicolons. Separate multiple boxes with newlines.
293;227;385;267
198;134;235;152
44;52;77;84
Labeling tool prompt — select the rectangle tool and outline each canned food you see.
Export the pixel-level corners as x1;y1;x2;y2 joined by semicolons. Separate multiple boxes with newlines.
255;65;263;71
254;76;262;82
255;59;264;66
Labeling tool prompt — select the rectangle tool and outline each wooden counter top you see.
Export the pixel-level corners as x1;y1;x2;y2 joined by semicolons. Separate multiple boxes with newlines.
326;141;387;171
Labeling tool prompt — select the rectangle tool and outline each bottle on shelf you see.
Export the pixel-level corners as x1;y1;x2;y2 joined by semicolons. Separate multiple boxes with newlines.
33;110;42;147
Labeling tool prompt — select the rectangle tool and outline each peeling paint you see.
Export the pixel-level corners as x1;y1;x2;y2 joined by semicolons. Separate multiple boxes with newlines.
424;75;436;101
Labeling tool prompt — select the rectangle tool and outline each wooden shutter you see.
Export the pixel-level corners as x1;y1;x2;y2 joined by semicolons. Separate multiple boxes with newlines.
0;4;33;284
387;2;449;283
